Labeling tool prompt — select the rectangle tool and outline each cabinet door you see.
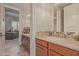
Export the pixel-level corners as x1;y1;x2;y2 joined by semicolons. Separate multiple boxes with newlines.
48;50;61;56
27;39;30;54
22;36;29;47
49;43;78;56
22;35;26;46
24;39;28;48
36;44;47;56
36;39;47;47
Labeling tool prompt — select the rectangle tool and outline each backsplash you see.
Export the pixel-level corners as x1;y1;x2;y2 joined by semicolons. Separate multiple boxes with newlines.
52;32;79;41
22;29;79;41
36;31;79;41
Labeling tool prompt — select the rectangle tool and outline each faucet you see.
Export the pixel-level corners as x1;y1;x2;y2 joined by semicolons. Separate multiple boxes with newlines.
48;32;52;36
63;33;67;38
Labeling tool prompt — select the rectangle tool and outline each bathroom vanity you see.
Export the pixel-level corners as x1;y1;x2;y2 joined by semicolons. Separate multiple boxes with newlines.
22;33;30;55
36;36;79;56
22;33;79;56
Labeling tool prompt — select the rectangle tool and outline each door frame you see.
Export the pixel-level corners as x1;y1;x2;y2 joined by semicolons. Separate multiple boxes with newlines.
2;4;22;46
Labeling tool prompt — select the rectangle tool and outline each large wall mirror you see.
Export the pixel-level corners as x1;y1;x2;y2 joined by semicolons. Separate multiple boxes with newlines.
64;3;79;32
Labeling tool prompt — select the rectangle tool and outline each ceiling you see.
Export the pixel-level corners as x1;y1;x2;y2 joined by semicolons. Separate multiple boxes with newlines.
4;3;71;10
54;3;72;8
4;3;31;9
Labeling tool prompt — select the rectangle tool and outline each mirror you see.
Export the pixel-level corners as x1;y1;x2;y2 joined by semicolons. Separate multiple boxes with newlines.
64;4;79;32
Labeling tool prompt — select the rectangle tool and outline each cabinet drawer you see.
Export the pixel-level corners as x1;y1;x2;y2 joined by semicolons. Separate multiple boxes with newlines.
49;43;78;56
49;50;61;56
36;39;47;47
36;44;47;56
25;36;30;40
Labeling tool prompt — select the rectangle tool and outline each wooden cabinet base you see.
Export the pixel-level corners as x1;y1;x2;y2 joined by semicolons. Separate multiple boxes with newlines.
36;46;47;56
48;43;79;56
22;35;30;55
48;50;61;56
36;39;79;56
36;39;48;56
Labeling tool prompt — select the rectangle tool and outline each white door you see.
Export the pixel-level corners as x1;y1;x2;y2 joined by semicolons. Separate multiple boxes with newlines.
0;4;5;55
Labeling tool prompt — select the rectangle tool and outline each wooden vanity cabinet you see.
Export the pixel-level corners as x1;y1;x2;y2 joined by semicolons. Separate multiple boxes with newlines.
22;35;30;55
36;39;48;56
48;43;79;56
36;39;79;56
48;50;61;56
22;35;79;56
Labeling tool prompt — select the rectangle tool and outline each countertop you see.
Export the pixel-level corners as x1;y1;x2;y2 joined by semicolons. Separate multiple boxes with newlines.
22;33;79;51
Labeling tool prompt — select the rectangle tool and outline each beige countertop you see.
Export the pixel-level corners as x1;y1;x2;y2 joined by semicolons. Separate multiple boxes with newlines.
22;33;79;51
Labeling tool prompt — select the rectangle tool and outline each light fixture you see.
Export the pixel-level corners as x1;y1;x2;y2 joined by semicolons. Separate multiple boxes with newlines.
26;14;31;17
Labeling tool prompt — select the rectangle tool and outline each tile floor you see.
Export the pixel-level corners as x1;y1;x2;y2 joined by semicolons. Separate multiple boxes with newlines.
4;39;29;56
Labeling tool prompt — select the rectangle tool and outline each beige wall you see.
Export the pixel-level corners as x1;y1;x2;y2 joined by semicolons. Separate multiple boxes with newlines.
34;4;54;32
4;4;31;32
0;4;1;32
20;8;31;31
4;4;55;33
64;4;79;32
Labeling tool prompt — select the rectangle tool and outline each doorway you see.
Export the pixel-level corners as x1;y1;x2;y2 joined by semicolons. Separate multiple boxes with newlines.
4;6;20;55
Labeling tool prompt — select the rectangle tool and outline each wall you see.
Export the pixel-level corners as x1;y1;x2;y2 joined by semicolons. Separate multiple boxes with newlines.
64;4;79;32
34;4;54;32
0;4;1;32
4;4;55;33
4;3;31;32
20;8;31;31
